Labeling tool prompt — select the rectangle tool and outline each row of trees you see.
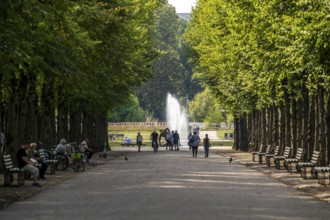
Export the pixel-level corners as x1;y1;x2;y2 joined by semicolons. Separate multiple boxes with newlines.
0;0;164;153
185;0;330;165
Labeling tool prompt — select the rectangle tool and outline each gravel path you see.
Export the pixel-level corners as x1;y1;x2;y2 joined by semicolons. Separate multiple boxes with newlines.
1;149;330;220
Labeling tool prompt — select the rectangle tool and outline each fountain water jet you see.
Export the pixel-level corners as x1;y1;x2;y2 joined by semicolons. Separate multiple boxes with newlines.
166;93;188;146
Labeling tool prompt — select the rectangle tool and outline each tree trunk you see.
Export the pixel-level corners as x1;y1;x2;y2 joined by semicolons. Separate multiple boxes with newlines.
279;106;286;150
273;105;279;148
39;84;56;147
261;108;267;145
5;85;19;154
291;98;297;154
69;105;82;143
233;117;240;150
315;93;320;151
258;109;262;148
318;87;326;165
94;114;109;151
239;114;249;151
297;98;303;149
82;111;96;146
57;99;69;142
325;89;330;165
285;93;291;148
302;87;309;156
247;112;253;151
267;107;272;146
307;95;315;160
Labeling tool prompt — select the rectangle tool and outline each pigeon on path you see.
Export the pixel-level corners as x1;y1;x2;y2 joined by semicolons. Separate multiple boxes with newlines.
229;157;233;163
125;156;128;161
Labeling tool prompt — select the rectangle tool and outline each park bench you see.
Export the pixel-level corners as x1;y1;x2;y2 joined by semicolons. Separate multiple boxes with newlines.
38;149;58;174
284;148;305;174
265;145;279;167
2;155;25;186
121;143;135;147
250;144;266;162
297;150;321;179
274;146;291;170
313;165;330;186
121;143;146;147
256;144;272;164
109;134;125;140
265;145;280;167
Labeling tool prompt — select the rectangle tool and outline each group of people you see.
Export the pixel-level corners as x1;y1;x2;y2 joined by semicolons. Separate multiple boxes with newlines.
135;129;211;158
15;139;94;188
165;130;180;151
188;131;211;158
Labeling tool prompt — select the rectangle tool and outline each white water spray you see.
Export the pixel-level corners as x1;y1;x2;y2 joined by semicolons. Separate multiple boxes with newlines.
166;93;188;145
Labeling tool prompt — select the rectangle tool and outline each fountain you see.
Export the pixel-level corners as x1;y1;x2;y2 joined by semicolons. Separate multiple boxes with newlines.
166;93;188;146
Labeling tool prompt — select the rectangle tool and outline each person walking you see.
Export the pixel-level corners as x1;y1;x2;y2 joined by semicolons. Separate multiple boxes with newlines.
187;132;192;151
150;130;159;153
173;130;180;151
136;132;143;152
203;134;211;158
190;131;200;158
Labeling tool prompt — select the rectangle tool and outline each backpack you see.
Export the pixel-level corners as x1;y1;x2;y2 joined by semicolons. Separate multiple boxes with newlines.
137;135;143;142
188;135;194;144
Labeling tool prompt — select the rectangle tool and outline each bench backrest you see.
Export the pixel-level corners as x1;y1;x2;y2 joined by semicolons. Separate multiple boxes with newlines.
258;144;267;153
2;155;16;170
310;150;321;164
273;146;280;156
265;145;272;154
294;148;304;160
283;146;291;158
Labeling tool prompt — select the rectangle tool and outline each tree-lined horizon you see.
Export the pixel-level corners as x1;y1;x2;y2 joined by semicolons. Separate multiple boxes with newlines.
184;0;330;165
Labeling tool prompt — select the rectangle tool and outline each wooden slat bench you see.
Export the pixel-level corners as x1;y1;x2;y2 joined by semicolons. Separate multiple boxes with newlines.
314;165;330;186
2;155;25;186
256;145;272;164
251;144;266;162
274;146;291;170
39;149;58;174
265;146;280;167
284;148;305;174
297;150;321;179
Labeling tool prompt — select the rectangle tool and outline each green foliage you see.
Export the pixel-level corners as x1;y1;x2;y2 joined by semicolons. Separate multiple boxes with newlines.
108;95;146;122
184;0;330;116
188;88;226;123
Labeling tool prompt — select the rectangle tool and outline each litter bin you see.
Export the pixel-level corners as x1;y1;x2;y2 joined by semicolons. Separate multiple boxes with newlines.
224;133;228;139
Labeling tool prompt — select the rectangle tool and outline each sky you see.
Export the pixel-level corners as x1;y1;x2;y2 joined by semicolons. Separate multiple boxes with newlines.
167;0;197;13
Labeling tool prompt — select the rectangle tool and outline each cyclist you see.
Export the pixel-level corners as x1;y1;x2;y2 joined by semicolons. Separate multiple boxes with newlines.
150;130;159;153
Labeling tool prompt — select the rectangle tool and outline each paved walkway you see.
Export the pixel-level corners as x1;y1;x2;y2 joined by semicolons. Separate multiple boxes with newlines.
1;148;330;219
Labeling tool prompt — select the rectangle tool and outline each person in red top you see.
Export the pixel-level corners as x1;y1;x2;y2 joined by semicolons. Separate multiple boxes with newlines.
16;141;42;187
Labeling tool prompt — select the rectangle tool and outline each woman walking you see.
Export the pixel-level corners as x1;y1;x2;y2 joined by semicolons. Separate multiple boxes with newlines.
189;131;200;158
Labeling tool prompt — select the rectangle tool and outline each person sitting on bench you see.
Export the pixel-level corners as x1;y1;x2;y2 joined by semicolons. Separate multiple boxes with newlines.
29;143;48;179
80;139;94;162
16;141;42;187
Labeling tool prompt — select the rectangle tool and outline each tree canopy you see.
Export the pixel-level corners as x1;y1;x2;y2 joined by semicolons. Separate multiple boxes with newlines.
0;0;163;151
184;0;330;116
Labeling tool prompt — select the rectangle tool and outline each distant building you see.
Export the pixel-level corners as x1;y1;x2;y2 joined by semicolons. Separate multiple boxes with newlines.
177;13;190;20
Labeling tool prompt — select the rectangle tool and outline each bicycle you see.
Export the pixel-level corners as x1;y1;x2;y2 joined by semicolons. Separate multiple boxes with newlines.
72;152;85;173
152;140;158;153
